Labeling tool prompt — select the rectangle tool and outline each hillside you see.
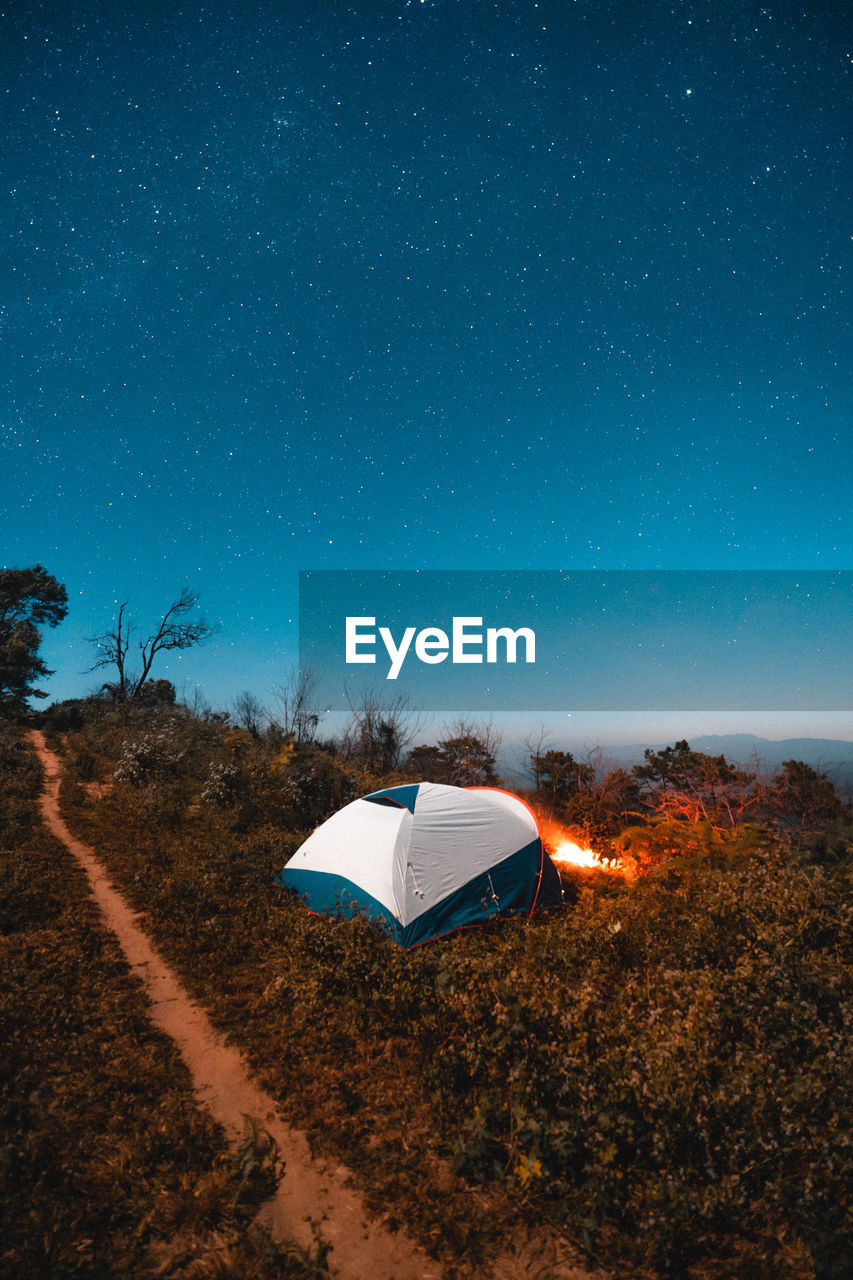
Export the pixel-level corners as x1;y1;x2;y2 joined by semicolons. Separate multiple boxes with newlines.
3;703;852;1279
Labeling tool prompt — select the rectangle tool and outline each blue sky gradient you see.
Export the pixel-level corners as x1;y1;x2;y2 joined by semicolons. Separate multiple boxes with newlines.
3;1;850;734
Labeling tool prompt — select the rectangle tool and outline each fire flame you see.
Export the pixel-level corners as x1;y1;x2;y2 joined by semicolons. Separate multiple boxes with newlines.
538;818;625;875
552;839;603;870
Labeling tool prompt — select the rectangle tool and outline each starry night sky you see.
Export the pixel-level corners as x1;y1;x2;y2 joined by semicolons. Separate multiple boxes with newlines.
2;0;850;721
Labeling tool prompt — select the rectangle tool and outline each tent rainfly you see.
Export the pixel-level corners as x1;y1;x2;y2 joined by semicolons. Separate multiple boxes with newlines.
275;781;563;947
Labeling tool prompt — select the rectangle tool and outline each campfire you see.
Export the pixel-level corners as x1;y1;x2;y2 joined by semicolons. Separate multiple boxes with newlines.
538;818;626;875
552;838;604;870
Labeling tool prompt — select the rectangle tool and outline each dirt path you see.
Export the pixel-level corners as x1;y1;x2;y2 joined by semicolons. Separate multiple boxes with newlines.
28;731;442;1280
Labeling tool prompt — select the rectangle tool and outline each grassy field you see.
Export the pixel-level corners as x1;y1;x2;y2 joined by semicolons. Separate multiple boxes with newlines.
0;722;328;1280
35;704;852;1280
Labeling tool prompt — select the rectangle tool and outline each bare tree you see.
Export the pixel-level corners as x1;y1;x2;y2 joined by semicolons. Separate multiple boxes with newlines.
584;744;617;785
340;687;420;775
273;665;320;747
233;690;268;738
521;723;551;790
90;588;215;702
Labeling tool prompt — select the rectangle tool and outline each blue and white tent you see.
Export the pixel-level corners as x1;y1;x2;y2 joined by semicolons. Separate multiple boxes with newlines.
275;781;562;947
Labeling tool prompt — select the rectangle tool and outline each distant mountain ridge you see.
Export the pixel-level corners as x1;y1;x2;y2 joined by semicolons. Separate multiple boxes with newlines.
598;735;853;786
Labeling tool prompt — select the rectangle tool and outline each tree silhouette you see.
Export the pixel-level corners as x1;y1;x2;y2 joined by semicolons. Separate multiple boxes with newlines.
764;759;846;836
403;718;502;787
0;564;68;715
530;748;594;809
90;588;215;701
633;739;756;829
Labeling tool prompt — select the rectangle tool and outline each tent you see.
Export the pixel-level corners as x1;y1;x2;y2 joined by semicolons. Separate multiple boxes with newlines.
274;781;563;947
